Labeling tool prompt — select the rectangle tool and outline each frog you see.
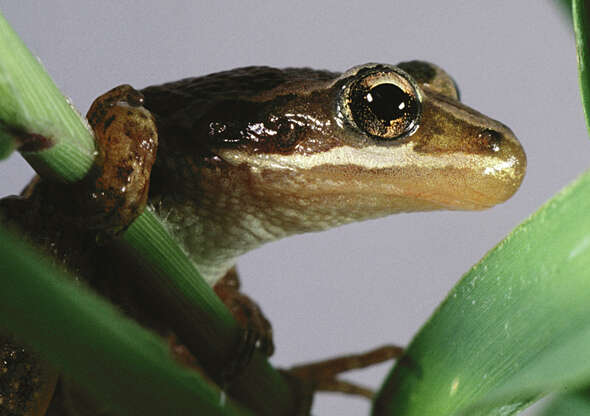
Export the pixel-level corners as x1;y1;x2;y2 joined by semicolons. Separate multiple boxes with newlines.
0;61;526;416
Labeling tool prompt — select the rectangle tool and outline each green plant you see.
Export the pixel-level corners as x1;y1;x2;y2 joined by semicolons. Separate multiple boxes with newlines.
1;2;590;415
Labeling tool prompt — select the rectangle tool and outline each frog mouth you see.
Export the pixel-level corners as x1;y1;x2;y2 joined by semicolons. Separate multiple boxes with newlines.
218;136;525;207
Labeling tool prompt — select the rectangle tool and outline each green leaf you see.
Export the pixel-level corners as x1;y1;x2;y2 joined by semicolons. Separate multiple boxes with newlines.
461;325;590;414
372;168;590;416
555;0;573;21
574;0;590;132
0;227;252;416
0;128;15;159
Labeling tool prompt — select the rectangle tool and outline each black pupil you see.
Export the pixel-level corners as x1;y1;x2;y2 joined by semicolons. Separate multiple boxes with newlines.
366;84;408;121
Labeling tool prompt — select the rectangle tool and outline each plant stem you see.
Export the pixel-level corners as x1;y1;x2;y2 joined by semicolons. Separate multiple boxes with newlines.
574;0;590;133
0;10;94;181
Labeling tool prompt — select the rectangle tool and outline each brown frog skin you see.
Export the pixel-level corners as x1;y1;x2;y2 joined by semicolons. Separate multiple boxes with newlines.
0;61;526;415
143;62;525;284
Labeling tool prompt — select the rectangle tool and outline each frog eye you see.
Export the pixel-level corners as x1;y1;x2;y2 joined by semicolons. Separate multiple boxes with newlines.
341;65;421;141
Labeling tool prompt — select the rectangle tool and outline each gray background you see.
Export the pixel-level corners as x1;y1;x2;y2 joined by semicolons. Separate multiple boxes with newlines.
0;1;585;415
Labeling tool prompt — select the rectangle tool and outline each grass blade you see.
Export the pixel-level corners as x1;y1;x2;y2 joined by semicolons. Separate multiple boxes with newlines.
574;0;590;132
0;10;94;180
461;326;590;414
555;0;573;21
0;128;14;159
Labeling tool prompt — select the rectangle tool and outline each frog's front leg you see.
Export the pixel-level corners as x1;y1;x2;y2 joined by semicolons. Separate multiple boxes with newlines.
213;267;275;383
214;268;274;356
81;84;158;236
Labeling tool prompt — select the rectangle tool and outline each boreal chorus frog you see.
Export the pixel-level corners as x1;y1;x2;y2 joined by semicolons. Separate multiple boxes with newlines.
0;61;525;416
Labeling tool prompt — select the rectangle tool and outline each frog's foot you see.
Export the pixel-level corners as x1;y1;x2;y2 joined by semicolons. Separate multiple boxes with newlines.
285;345;403;402
213;268;274;385
82;85;159;237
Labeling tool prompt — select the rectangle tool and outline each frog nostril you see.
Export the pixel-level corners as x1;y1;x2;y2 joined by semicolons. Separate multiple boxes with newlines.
477;128;504;152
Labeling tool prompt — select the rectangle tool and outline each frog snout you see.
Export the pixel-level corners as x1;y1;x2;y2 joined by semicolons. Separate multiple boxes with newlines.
476;122;527;205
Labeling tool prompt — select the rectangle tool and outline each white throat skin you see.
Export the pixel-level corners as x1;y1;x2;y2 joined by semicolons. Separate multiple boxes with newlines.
148;177;337;285
148;155;401;286
148;162;295;285
152;200;267;286
150;183;298;286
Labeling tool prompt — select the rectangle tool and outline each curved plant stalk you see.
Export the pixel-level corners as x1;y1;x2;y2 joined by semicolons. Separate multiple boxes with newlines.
0;10;94;180
556;0;573;20
574;0;590;131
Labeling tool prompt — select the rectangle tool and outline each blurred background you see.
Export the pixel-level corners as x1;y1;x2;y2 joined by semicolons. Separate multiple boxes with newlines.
0;1;584;414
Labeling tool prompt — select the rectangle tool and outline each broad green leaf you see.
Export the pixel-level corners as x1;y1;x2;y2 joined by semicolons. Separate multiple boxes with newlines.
462;325;590;414
372;169;590;415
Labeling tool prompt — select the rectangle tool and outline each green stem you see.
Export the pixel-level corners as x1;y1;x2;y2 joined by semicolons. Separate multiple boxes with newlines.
574;0;590;133
0;10;94;181
557;0;573;21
